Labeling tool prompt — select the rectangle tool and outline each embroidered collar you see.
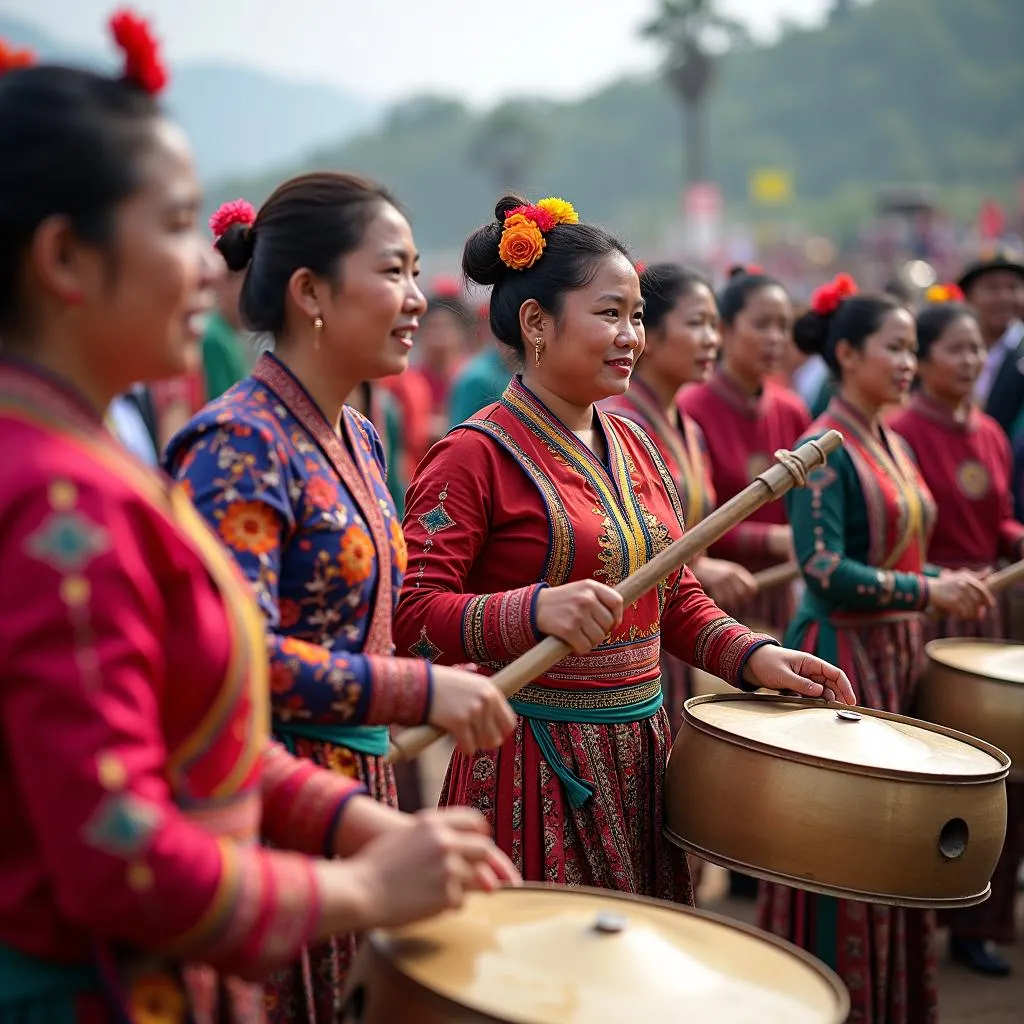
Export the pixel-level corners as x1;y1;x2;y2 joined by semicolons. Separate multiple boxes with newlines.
0;353;107;429
504;376;615;474
907;390;977;435
708;367;763;419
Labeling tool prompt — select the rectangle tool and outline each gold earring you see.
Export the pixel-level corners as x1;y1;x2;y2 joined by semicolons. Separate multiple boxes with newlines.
313;316;324;351
534;337;543;367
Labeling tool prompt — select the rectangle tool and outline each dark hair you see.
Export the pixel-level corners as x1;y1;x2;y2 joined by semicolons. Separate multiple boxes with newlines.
717;266;787;327
915;302;977;361
882;277;914;306
793;294;903;375
227;172;398;335
462;194;630;355
638;263;712;332
422;294;475;332
0;65;161;331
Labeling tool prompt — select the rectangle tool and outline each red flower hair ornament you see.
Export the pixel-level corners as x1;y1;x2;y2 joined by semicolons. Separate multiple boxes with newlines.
210;199;256;240
0;38;35;76
109;9;168;95
811;272;858;316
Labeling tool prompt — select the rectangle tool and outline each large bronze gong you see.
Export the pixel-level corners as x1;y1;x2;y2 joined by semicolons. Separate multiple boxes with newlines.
665;693;1009;906
342;885;849;1023
917;638;1023;780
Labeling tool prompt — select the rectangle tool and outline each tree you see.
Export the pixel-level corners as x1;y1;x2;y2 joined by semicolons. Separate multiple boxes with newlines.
468;101;546;194
641;0;747;185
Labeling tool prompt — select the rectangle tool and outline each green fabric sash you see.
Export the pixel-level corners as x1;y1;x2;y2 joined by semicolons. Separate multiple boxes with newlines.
275;722;390;756
509;689;664;809
785;590;838;666
0;943;99;1022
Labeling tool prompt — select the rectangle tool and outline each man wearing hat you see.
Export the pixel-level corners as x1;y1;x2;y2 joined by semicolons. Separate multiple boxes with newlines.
959;250;1024;436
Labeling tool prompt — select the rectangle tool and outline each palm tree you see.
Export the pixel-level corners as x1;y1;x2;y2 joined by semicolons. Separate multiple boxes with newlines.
641;0;747;186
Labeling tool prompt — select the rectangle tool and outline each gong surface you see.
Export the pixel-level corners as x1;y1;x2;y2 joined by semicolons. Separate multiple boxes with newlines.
917;638;1023;780
689;697;1005;778
350;885;848;1024
665;694;1010;906
925;638;1024;683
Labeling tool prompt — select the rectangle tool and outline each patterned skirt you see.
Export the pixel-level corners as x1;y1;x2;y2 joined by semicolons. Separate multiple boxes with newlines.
757;615;939;1024
263;739;396;1024
925;597;1023;944
440;708;693;904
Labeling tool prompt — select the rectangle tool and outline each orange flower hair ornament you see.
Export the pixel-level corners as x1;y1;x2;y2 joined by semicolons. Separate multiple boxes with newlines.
0;38;35;76
498;197;579;271
110;9;168;95
210;199;256;240
924;282;965;304
811;272;858;316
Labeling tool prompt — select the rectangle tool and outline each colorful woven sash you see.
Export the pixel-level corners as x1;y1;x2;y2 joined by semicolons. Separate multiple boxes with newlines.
274;722;390;757
509;680;663;808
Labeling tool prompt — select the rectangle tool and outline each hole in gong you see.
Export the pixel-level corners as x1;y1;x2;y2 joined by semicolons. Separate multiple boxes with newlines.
938;818;969;861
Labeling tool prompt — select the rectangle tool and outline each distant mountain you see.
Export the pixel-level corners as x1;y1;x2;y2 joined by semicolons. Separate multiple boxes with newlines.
0;14;381;182
212;0;1024;253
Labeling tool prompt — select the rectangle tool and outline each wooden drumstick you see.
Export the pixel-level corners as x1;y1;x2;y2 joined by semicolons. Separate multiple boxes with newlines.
926;556;1024;620
752;561;801;591
987;556;1024;594
387;429;843;764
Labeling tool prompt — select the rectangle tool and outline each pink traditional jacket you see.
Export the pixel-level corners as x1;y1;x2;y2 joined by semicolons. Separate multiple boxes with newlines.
0;357;363;1022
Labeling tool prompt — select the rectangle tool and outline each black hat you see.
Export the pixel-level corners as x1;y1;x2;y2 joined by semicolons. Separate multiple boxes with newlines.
957;249;1024;293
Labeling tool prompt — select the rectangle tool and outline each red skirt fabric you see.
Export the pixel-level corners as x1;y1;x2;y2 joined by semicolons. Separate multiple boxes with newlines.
659;650;693;737
263;742;396;1024
440;709;693;904
758;616;939;1024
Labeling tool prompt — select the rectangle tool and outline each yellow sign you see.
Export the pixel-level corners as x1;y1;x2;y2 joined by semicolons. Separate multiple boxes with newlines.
750;168;793;206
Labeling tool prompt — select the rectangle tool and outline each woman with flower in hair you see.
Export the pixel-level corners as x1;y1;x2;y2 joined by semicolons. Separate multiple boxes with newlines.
890;286;1024;978
394;196;855;903
677;267;810;641
166;178;516;1019
602;262;759;729
0;13;518;1024
758;276;994;1023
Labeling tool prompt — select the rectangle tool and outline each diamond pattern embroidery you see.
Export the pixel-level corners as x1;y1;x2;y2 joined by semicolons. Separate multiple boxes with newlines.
25;510;109;573
83;792;162;858
418;503;455;535
417;483;456;536
409;626;442;662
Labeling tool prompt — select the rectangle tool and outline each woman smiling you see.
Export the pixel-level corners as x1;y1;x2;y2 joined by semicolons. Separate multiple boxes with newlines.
395;195;853;903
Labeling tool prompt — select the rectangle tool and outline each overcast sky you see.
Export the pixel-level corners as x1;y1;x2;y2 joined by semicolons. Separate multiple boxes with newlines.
1;0;831;105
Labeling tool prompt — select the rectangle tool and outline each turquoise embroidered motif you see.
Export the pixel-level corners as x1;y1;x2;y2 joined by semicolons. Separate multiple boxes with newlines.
83;792;161;857
25;511;109;573
418;483;455;535
409;626;442;662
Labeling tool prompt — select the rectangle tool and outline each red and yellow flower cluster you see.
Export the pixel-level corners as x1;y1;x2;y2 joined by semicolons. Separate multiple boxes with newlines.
924;282;965;304
498;197;579;271
811;272;858;316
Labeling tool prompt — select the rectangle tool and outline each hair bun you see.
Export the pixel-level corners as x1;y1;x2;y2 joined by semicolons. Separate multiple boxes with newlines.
462;193;528;288
793;308;830;357
215;222;255;273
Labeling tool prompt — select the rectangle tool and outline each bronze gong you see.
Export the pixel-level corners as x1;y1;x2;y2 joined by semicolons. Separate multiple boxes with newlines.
664;693;1009;907
917;638;1023;780
342;884;849;1023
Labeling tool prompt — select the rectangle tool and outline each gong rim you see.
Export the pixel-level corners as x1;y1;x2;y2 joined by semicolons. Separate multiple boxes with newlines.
368;882;851;1024
924;637;1024;687
663;828;993;908
681;693;1010;784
